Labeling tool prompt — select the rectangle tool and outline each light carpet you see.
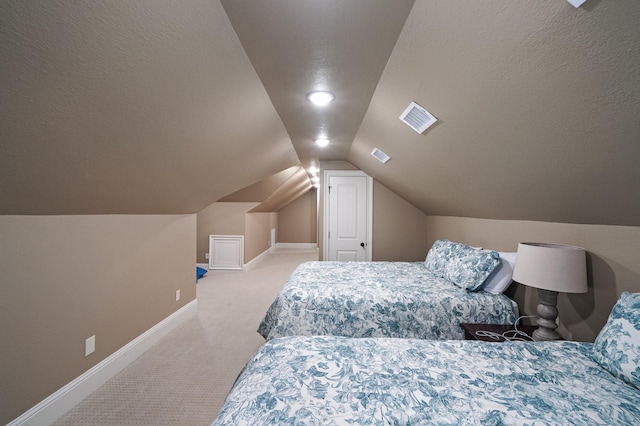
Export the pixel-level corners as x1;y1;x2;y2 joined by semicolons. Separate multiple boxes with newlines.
53;248;317;426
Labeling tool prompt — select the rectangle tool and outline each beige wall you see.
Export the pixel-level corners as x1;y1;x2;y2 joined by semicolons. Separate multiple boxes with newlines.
317;161;428;261
197;202;280;265
196;202;259;264
373;182;429;261
277;189;317;244
0;214;196;424
245;212;276;261
198;190;318;265
426;216;640;342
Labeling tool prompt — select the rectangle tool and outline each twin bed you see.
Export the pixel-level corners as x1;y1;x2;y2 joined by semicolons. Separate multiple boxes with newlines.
211;240;640;425
213;335;640;425
258;260;518;341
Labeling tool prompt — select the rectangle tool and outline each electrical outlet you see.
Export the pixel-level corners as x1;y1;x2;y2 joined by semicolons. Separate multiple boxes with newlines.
85;335;95;357
175;290;181;301
205;253;209;260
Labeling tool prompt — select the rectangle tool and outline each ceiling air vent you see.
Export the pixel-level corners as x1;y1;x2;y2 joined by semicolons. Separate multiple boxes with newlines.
399;101;437;134
371;148;390;164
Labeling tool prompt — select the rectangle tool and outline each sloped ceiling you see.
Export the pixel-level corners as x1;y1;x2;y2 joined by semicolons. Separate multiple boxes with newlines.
218;164;313;213
248;167;314;213
1;1;639;226
349;1;640;226
218;165;302;203
221;0;414;170
0;0;299;214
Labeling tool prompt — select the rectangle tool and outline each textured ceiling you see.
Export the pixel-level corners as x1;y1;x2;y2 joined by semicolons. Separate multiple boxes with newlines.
1;1;639;226
0;0;299;214
218;164;313;213
349;0;640;225
221;0;414;172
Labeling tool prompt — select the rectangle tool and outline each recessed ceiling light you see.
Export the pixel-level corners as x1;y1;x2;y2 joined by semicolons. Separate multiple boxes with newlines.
308;166;319;174
315;138;330;147
307;91;334;106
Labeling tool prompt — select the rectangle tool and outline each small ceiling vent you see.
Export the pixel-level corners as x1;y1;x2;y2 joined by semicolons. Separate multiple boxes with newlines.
567;0;587;7
371;148;390;164
399;101;437;134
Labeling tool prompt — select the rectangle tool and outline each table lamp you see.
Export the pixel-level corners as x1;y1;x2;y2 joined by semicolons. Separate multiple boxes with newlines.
512;242;588;341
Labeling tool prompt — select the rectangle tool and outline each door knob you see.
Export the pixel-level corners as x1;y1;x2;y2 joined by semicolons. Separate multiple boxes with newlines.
360;242;365;247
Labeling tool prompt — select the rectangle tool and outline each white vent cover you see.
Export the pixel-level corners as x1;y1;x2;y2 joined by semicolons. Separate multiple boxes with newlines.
399;101;437;134
371;148;390;164
567;0;587;7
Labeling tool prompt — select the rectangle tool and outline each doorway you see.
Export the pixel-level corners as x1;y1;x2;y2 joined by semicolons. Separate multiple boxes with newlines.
323;170;372;261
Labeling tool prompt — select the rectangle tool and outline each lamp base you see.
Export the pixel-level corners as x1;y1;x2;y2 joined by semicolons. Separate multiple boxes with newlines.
532;289;561;341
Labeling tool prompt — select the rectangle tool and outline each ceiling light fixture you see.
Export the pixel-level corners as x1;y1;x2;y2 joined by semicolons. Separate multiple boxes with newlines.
307;91;334;106
308;166;319;175
315;138;330;147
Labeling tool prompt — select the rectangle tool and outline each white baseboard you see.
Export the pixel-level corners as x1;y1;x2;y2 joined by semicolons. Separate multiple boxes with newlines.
245;243;318;271
274;243;318;250
244;248;270;271
8;300;198;426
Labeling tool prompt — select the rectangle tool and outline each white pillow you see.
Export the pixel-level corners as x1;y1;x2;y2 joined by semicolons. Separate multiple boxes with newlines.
482;251;516;294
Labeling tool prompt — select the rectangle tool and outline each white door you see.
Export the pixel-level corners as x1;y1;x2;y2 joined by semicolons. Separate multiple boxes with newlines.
325;172;371;261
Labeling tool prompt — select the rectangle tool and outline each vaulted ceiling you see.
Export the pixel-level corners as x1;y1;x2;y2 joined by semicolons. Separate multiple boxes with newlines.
1;1;639;226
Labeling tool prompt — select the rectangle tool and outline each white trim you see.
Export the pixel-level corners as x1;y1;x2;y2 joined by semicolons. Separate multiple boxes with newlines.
323;170;373;261
244;248;270;271
208;235;244;270
247;244;319;270
274;243;318;250
8;300;198;426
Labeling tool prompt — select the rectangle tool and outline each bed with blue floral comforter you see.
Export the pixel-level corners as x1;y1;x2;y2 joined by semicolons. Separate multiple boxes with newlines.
258;260;518;341
212;336;640;425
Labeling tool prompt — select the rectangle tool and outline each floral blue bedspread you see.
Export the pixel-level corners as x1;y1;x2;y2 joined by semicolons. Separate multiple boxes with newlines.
212;336;640;425
258;261;518;340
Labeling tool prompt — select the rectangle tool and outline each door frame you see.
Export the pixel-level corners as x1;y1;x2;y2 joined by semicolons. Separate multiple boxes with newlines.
323;170;373;261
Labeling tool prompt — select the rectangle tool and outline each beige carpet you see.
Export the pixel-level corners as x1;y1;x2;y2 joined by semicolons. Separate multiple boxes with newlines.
53;248;318;426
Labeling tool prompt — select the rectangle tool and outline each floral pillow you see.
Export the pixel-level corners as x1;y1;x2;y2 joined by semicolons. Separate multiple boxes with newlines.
424;239;500;291
592;291;640;389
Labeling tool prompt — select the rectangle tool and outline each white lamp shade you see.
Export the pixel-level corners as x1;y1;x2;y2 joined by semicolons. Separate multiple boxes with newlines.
512;242;588;293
